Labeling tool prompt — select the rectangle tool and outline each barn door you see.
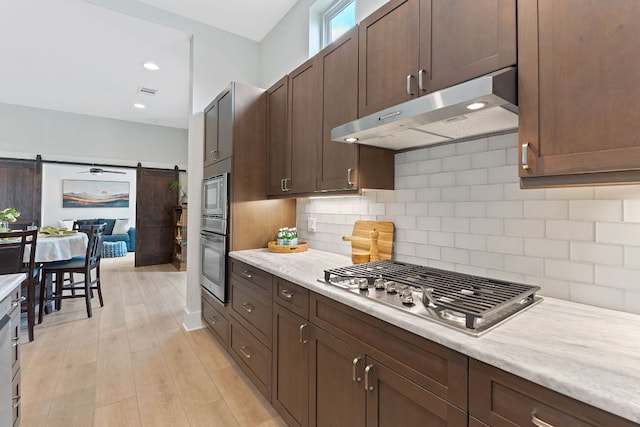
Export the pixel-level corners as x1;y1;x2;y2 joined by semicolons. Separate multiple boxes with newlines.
135;164;179;267
0;157;42;228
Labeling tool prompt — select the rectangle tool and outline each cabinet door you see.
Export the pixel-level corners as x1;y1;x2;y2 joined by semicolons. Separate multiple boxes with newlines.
272;304;309;427
266;76;291;196
289;58;320;194
419;0;516;94
364;357;467;427
519;0;640;186
318;27;360;191
217;89;233;163
204;101;218;168
309;325;366;427
359;0;420;117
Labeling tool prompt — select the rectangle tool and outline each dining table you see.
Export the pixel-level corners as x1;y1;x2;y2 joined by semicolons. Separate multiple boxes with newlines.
30;232;88;263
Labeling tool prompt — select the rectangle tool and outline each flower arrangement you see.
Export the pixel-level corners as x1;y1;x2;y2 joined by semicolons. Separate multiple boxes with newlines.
0;208;20;232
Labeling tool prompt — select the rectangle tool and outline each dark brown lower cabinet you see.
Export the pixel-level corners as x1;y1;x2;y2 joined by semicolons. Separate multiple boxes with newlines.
201;290;229;349
229;318;272;400
272;304;309;427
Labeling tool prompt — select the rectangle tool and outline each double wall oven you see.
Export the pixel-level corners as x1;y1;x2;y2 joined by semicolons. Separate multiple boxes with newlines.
201;173;229;303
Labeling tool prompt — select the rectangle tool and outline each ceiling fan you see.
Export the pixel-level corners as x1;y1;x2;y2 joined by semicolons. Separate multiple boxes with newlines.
78;167;126;176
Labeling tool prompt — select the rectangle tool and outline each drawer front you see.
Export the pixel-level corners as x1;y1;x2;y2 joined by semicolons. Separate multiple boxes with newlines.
310;292;468;409
10;303;19;379
230;259;271;293
201;295;229;348
273;277;309;319
229;319;271;401
231;278;272;348
12;368;20;427
469;359;638;427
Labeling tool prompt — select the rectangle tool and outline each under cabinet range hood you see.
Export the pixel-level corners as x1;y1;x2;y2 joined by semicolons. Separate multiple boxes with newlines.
331;67;518;151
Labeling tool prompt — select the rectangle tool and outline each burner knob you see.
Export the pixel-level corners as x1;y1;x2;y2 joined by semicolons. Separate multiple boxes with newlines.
355;278;369;291
385;281;397;294
400;288;414;305
374;278;386;290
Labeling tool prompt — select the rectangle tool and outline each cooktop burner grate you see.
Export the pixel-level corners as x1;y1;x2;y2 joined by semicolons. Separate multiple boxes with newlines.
323;260;541;333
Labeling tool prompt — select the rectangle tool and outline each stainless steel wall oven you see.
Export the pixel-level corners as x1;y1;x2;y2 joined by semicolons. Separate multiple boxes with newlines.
201;173;229;303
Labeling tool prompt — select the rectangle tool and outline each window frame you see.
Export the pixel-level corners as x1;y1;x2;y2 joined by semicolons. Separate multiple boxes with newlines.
322;0;356;47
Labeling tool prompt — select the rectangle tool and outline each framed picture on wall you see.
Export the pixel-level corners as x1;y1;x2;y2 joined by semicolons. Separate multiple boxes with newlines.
62;180;130;208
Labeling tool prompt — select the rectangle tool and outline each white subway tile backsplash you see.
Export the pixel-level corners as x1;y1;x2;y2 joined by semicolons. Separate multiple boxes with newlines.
623;200;640;222
525;238;569;259
300;136;640;315
471;149;506;169
570;200;622;222
570;242;623;266
546;220;594;242
486;201;523;219
545;259;594;283
596;222;640;246
524;201;569;219
487;236;524;255
442;154;471;172
504;219;545;238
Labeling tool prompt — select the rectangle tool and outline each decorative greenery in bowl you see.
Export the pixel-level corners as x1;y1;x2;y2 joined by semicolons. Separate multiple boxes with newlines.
0;208;20;232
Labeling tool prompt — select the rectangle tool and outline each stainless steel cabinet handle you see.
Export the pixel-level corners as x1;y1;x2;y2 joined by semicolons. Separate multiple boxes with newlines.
207;316;217;325
11;298;20;307
522;142;530;170
347;168;354;187
211;149;219;161
531;412;554;427
299;323;308;344
418;69;427;92
352;356;362;382
283;177;291;192
281;289;294;300
240;270;253;279
241;302;254;313
406;74;415;96
364;364;374;391
11;336;19;347
280;178;285;192
12;395;20;409
239;345;252;359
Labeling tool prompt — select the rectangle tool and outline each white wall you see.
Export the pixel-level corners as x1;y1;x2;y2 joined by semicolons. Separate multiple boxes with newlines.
41;163;137;227
296;133;640;315
0;102;188;169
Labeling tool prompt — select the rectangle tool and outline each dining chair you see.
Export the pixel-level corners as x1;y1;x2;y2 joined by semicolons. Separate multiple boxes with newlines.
73;220;97;234
0;229;39;342
39;223;106;321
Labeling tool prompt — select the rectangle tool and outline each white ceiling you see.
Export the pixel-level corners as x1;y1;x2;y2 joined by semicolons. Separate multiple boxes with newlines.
0;0;299;130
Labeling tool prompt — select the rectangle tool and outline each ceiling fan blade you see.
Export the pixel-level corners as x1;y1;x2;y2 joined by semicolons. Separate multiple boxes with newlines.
102;169;126;174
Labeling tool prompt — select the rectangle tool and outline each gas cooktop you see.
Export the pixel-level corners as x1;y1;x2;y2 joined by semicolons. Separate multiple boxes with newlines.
321;260;542;336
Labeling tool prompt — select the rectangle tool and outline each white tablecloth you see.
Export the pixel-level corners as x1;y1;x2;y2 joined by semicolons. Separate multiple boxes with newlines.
31;233;88;263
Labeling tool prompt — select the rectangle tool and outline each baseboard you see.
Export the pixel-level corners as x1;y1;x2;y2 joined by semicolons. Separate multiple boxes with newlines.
182;307;205;331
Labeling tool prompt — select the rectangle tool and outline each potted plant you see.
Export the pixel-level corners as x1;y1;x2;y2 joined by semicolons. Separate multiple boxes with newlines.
169;180;188;204
0;207;20;232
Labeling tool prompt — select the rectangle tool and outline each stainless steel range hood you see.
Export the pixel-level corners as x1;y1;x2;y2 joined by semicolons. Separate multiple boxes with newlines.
331;67;518;151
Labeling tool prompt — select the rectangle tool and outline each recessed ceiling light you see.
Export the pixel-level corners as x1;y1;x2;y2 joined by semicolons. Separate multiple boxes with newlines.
134;103;146;109
143;62;159;71
466;101;488;110
344;137;359;143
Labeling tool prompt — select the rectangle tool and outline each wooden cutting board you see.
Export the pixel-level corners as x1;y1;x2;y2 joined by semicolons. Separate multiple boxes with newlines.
342;220;394;264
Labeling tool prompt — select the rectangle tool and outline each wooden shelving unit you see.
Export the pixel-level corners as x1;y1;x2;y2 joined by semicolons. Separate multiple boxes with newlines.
172;204;187;271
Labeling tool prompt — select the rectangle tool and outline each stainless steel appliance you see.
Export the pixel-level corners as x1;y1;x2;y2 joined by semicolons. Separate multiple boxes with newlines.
321;260;541;336
201;173;229;303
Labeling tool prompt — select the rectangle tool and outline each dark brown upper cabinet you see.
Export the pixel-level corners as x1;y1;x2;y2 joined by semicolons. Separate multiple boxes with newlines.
266;76;291;196
317;26;394;192
358;0;516;117
519;0;640;188
204;88;233;168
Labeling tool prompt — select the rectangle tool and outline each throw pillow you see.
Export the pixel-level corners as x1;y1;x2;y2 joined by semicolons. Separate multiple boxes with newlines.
112;218;130;235
58;219;75;230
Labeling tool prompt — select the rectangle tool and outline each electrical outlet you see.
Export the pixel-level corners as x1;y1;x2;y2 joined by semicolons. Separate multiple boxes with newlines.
308;217;317;232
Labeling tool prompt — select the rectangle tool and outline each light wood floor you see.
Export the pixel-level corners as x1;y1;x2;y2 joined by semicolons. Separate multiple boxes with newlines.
19;253;286;427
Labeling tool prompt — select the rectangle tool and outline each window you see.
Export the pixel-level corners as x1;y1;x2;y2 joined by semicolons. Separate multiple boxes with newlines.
323;0;356;47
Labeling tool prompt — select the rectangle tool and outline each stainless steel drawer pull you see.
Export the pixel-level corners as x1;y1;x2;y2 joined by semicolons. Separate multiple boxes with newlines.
11;336;19;347
299;323;308;344
418;69;427;92
406;74;415;96
12;395;20;409
281;289;294;300
352;357;362;382
522;142;530;170
241;302;254;313
11;298;20;307
240;270;253;279
347;168;354;187
207;316;217;325
531;412;554;427
239;345;252;359
364;364;374;391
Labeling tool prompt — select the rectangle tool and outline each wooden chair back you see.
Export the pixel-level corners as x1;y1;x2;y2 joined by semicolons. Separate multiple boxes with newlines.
86;223;106;266
0;229;38;275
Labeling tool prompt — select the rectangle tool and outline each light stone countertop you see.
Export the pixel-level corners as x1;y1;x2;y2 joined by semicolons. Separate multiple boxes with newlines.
0;274;23;305
230;248;640;424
